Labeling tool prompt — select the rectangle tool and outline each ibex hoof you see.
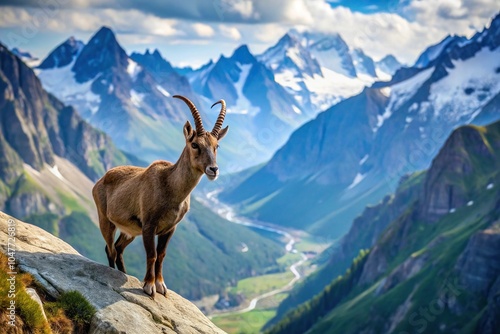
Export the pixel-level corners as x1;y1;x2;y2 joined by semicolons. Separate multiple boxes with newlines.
155;280;168;297
143;281;156;299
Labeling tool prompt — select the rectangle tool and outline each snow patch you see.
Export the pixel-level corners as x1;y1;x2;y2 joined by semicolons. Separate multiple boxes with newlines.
37;62;101;116
359;155;369;165
347;173;366;190
156;85;170;97
380;87;391;97
49;165;65;181
387;67;434;112
467;201;474;206
487;183;494;190
373;107;392;133
449;208;456;213
130;90;145;107
304;66;373;111
228;63;260;115
292;105;302;114
241;243;249;253
429;48;500;122
375;68;392;82
127;59;141;80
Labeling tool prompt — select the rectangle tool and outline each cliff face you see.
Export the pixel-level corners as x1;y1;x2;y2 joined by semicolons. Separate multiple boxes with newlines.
0;211;225;334
0;42;136;219
0;42;132;183
420;125;498;222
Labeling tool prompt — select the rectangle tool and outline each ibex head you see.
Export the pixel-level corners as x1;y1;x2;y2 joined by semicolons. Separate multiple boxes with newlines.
173;95;229;181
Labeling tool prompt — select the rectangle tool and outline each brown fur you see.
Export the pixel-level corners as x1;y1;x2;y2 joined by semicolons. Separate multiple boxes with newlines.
92;106;228;298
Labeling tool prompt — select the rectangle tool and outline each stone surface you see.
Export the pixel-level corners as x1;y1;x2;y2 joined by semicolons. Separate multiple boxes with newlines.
0;211;225;334
25;288;47;321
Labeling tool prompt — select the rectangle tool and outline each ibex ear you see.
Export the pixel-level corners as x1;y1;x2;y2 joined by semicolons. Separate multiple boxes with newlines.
217;126;229;140
183;121;196;141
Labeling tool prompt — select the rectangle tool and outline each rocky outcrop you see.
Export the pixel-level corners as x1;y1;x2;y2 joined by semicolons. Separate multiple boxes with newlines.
37;36;84;70
420;125;494;222
455;222;500;334
477;275;500;334
456;226;500;293
0;212;225;334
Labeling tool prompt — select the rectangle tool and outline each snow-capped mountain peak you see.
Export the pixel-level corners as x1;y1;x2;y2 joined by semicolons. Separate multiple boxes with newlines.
413;34;467;68
130;48;175;76
351;48;377;77
72;26;129;83
258;32;322;78
37;36;84;70
231;44;255;65
375;55;403;78
304;31;357;77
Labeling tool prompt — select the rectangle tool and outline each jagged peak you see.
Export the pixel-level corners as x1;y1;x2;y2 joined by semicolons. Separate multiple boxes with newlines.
231;44;255;64
86;26;120;49
71;26;128;82
37;36;84;69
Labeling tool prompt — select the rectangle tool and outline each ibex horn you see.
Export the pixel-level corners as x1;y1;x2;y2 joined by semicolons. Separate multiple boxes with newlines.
173;95;205;135
210;99;226;138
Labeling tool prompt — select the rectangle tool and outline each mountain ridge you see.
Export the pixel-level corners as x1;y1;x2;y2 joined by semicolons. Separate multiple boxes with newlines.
222;13;500;238
267;118;500;334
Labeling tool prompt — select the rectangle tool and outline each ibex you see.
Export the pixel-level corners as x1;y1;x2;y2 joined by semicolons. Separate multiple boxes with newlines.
92;95;228;298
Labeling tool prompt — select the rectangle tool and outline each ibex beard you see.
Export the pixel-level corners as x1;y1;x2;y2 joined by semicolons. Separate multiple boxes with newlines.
92;95;228;298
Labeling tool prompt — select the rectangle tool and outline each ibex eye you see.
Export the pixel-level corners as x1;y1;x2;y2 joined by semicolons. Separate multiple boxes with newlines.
216;145;220;149
191;143;199;149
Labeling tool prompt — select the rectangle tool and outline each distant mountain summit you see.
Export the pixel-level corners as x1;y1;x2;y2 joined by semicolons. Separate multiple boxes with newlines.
375;54;402;76
72;26;129;83
350;48;377;77
187;44;307;165
258;33;322;78
259;29;402;113
130;49;175;76
413;35;467;68
38;36;84;69
36;26;198;163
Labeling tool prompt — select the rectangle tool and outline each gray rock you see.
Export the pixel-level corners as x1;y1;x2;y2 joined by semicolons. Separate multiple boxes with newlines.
0;211;225;334
455;227;500;294
25;288;47;321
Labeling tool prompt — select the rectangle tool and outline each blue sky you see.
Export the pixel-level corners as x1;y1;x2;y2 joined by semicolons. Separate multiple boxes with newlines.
0;0;498;67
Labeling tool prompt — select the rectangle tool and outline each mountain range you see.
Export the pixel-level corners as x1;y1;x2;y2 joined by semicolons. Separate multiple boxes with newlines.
266;118;500;334
221;13;500;239
258;29;402;113
36;27;200;164
0;43;284;301
31;26;402;173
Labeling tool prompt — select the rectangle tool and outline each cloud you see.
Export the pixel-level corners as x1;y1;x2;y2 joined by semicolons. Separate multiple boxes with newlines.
218;25;242;40
0;0;498;65
0;6;182;37
401;0;499;34
192;23;215;37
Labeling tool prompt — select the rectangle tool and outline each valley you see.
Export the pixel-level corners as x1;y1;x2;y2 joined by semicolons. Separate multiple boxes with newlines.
197;190;330;333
